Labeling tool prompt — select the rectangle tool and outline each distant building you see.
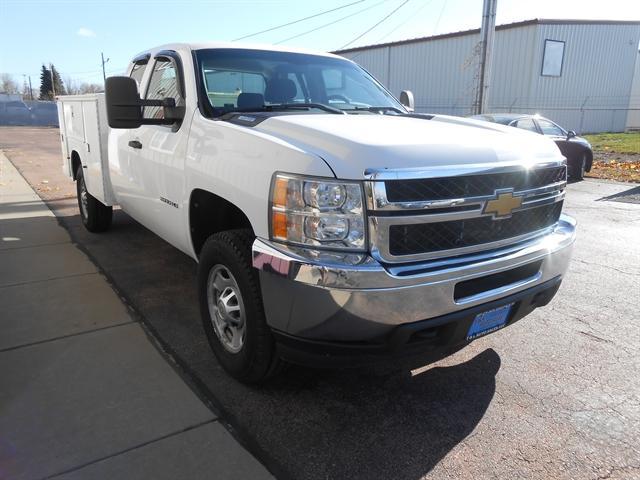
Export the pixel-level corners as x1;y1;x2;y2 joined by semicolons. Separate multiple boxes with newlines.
626;49;640;131
335;19;640;133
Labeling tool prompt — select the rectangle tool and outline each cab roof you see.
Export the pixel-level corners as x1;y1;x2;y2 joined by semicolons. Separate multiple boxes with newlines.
132;42;344;62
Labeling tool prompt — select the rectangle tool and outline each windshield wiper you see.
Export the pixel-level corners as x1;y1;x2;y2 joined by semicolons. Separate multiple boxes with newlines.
222;103;345;115
346;106;406;114
265;103;346;115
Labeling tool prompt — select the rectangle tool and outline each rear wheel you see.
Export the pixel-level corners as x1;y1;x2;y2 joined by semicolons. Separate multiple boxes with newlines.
197;229;282;384
76;166;112;232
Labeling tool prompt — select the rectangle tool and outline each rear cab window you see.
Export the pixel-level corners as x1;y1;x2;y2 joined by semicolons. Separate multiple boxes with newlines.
203;70;266;108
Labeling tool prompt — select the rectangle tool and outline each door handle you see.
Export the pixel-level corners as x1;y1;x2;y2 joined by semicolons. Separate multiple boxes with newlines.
128;140;142;149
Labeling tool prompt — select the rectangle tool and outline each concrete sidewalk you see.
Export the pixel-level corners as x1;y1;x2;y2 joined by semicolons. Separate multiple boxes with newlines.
0;152;273;479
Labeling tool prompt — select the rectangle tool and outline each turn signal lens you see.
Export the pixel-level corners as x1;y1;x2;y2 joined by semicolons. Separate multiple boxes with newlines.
272;211;288;240
272;176;289;208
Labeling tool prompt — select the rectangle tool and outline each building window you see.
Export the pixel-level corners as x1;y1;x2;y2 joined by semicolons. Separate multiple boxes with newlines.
541;39;565;77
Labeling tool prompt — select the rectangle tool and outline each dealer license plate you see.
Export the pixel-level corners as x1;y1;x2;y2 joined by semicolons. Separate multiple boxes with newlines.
466;303;513;340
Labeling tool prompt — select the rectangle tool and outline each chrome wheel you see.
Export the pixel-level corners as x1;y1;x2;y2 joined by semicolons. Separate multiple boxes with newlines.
79;175;89;219
206;265;246;354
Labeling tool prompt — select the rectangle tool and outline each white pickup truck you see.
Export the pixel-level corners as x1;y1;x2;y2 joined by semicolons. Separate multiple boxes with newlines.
57;43;575;383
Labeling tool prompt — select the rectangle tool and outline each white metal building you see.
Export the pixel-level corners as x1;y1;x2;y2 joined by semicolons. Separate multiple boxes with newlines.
335;19;640;133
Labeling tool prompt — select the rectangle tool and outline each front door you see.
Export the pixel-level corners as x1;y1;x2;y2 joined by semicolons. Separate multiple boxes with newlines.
127;55;190;251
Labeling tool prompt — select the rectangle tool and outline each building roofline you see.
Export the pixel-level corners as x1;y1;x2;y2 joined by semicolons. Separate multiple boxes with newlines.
333;18;640;54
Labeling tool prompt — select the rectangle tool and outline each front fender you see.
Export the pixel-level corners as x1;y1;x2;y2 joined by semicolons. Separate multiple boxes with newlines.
185;112;336;240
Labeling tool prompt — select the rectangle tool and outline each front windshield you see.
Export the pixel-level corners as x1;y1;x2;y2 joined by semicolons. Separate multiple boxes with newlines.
194;48;405;116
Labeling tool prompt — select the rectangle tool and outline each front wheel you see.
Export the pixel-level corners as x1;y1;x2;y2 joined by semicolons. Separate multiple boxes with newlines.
197;229;282;384
570;153;587;181
76;166;112;232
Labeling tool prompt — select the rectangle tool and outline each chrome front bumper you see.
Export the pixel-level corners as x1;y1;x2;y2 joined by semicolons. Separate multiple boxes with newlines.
252;215;576;342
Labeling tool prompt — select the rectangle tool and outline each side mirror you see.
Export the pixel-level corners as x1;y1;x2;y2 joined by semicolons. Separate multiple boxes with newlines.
105;77;143;129
566;130;577;139
105;76;178;129
399;90;415;112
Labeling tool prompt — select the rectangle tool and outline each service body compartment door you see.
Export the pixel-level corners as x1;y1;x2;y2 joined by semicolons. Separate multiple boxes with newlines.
80;99;106;202
57;102;71;177
57;94;115;206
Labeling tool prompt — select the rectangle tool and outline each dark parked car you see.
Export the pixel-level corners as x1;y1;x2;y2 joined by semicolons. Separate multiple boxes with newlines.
470;113;593;180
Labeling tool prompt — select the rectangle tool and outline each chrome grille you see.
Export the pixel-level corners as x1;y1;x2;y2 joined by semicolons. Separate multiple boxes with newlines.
366;162;567;263
385;166;566;203
389;202;563;256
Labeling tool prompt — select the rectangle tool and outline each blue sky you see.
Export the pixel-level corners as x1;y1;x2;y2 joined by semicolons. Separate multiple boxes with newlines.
1;0;638;87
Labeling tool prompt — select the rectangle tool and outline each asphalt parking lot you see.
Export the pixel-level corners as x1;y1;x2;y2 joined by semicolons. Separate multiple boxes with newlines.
1;126;639;480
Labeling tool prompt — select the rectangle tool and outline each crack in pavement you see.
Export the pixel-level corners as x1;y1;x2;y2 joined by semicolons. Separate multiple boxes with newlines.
573;258;640;277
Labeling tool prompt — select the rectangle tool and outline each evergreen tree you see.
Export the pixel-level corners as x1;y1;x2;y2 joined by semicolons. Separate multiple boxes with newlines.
39;64;53;100
51;64;66;96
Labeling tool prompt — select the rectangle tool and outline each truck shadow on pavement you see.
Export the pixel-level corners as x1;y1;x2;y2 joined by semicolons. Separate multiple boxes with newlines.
52;207;500;480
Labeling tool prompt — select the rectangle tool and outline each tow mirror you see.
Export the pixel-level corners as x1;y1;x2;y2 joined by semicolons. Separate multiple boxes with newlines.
399;90;415;112
566;130;577;139
105;76;177;129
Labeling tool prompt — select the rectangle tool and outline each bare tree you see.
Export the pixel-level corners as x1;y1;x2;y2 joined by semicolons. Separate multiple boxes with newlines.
80;83;102;93
64;76;81;95
0;73;20;94
62;76;103;95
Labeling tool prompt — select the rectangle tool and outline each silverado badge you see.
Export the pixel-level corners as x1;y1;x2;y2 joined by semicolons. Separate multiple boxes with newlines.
483;190;523;219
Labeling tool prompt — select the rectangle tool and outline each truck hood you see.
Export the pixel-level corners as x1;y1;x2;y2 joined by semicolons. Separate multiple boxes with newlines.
254;114;563;179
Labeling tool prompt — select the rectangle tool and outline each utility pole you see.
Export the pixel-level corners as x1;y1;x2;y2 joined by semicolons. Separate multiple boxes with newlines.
28;76;33;100
476;0;497;114
101;52;110;83
50;64;56;98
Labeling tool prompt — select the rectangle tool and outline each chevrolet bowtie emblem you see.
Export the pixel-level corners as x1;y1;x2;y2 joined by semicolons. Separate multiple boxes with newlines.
483;190;523;219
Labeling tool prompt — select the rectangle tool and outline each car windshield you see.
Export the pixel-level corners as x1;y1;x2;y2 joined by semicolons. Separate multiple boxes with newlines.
194;48;405;117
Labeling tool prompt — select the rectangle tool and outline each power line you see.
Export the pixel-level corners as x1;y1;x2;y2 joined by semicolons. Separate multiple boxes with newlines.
373;0;433;45
432;0;447;35
338;0;410;50
275;0;387;45
232;0;366;41
347;0;431;61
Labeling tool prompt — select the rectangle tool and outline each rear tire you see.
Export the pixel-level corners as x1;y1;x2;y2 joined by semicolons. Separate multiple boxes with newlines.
197;229;282;384
76;166;112;232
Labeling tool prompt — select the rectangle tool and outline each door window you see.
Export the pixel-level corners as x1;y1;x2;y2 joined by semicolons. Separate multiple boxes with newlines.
144;59;179;120
513;118;538;133
537;119;564;136
129;60;148;87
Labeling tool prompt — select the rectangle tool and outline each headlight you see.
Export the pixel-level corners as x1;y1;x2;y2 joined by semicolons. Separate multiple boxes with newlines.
270;173;366;251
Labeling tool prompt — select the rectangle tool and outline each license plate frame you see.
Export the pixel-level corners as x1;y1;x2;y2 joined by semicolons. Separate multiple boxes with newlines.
466;303;514;340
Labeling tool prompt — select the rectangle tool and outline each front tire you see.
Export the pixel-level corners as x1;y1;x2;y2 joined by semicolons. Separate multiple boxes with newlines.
570;153;586;181
197;229;282;384
76;166;112;232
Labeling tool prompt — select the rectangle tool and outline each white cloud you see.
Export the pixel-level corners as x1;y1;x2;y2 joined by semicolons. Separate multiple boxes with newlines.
76;27;96;38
